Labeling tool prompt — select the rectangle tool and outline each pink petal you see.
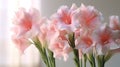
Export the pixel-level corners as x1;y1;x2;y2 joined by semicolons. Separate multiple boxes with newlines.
109;16;120;30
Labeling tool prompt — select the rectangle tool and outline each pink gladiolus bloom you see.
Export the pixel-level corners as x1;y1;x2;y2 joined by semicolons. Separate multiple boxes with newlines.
74;27;94;54
12;36;30;53
51;4;80;32
92;24;116;55
93;25;112;45
46;22;59;43
47;20;72;61
49;40;72;61
48;4;81;60
48;28;71;61
11;26;30;53
75;33;93;53
12;8;42;52
13;8;41;38
48;4;79;60
78;4;102;31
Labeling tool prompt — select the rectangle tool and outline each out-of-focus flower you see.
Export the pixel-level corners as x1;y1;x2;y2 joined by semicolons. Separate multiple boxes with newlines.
92;24;116;55
12;26;30;53
12;8;42;52
12;8;41;38
109;16;120;47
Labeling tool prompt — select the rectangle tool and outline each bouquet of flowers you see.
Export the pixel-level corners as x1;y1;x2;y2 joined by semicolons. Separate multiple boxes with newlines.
11;3;120;67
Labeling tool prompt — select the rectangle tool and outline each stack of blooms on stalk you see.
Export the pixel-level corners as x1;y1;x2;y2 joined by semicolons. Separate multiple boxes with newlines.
11;3;120;67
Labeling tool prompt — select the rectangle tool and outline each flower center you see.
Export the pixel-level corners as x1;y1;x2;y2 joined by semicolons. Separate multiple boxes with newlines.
61;12;71;24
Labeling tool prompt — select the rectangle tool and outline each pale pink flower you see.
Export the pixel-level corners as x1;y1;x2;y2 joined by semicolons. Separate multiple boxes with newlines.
46;21;60;44
48;4;81;60
92;24;116;55
49;39;72;61
77;4;102;31
51;4;80;32
47;20;72;61
12;8;41;38
12;36;30;53
74;26;94;54
75;32;94;54
47;20;74;61
12;8;43;52
11;26;30;53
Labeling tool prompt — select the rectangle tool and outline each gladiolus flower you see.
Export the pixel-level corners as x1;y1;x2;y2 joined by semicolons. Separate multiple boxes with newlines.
49;40;72;61
12;8;43;52
92;24;116;55
77;4;102;31
51;4;80;32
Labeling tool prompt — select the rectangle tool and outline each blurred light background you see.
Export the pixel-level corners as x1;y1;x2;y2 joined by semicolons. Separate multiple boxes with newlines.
0;0;120;67
0;0;41;67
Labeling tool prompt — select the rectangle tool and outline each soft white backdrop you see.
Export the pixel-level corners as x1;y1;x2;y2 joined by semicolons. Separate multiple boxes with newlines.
0;0;41;67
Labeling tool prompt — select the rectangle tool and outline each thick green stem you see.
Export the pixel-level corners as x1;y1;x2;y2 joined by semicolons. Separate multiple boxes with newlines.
92;59;96;67
97;55;105;67
47;48;56;67
73;49;80;67
80;59;82;67
34;42;50;67
87;53;96;67
98;61;105;67
32;38;50;67
93;57;96;67
89;58;96;67
90;61;96;67
83;54;87;67
84;61;86;67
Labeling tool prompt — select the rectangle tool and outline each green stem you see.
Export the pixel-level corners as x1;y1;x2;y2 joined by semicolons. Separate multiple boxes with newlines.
84;61;86;67
80;59;82;67
32;38;50;67
87;53;96;67
90;61;96;67
89;58;96;67
83;54;87;67
97;55;105;67
98;61;105;67
73;49;80;67
92;58;96;67
47;48;56;67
